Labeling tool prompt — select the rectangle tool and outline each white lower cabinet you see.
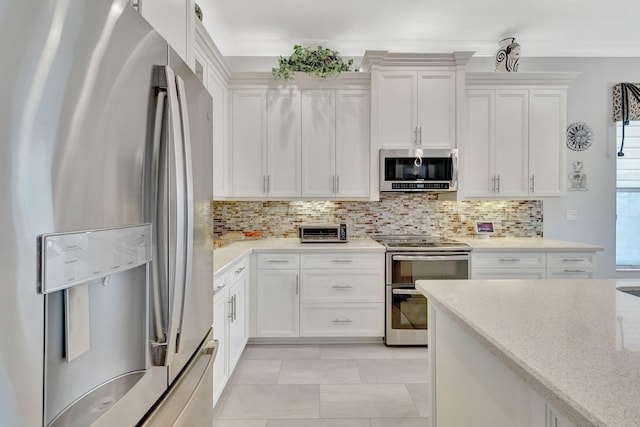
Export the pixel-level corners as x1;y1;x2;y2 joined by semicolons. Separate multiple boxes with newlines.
256;253;300;337
212;255;249;408
256;251;384;338
299;303;384;337
471;250;596;279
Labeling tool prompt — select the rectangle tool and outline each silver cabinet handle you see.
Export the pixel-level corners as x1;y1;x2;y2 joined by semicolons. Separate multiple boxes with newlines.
414;126;418;145
295;274;299;295
491;176;496;193
266;175;270;193
263;175;268;194
418;126;422;144
496;174;501;193
499;258;521;262
228;298;234;320
267;259;290;263
562;258;585;262
336;175;340;194
332;259;354;263
332;175;336;194
530;175;535;193
564;269;586;273
233;294;237;321
235;266;245;275
332;285;353;289
332;318;353;323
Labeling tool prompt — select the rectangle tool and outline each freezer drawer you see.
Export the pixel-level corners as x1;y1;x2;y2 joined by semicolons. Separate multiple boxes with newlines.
140;329;217;427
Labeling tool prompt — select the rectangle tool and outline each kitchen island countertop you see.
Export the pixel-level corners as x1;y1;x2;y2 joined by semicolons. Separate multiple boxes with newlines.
416;278;640;427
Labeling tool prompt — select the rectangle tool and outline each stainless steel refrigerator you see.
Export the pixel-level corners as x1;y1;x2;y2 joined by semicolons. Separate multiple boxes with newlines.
0;1;215;426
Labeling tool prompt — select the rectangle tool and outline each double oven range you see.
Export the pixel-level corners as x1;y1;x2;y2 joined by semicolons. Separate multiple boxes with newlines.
373;235;472;345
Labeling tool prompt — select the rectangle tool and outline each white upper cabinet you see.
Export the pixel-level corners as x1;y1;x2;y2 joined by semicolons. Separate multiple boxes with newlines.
232;90;268;196
378;70;456;149
137;0;193;64
463;72;576;199
335;90;370;198
268;90;302;197
228;73;371;200
193;21;231;199
301;90;336;197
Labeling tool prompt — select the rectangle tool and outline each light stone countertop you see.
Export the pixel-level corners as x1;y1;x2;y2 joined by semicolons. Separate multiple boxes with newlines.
456;236;603;252
213;237;384;276
416;278;640;427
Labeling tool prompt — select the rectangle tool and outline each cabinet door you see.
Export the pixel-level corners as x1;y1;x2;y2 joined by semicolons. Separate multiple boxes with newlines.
212;289;228;406
528;90;566;197
267;90;301;197
228;273;248;373
378;71;417;148
301;90;336;197
209;70;229;198
417;71;456;148
232;90;267;196
335;90;370;198
257;270;299;337
139;0;190;63
465;90;495;197
494;90;529;197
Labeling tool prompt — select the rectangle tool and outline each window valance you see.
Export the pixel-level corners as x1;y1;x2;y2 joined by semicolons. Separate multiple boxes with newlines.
613;83;640;122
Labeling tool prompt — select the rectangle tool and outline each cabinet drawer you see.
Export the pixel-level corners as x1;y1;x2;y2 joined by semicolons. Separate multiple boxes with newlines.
229;255;249;282
257;253;300;269
472;252;546;269
546;252;594;269
472;269;546;280
546;269;593;279
299;303;384;337
214;271;229;296
300;270;384;303
300;252;383;269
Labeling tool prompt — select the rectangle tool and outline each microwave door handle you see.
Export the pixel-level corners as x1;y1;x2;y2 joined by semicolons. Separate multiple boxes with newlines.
392;255;469;262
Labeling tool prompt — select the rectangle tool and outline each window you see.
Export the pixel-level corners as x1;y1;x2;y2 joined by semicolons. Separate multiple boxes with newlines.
616;121;640;267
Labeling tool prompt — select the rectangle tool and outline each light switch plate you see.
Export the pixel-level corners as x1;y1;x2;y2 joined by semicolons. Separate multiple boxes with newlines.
566;210;578;221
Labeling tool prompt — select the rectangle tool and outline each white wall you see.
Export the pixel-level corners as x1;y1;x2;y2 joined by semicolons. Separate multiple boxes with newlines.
468;57;640;278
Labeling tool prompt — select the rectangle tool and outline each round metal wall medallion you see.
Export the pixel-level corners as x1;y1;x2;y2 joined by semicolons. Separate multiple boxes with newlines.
566;122;593;151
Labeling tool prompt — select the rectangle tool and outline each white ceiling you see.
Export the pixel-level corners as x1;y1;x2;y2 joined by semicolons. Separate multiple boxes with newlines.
198;0;640;59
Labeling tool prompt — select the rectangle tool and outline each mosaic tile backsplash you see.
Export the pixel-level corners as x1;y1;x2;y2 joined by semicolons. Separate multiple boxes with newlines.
213;193;543;238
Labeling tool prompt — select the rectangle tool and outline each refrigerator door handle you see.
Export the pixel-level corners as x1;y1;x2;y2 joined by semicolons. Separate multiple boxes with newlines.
150;89;168;357
163;66;187;367
173;74;194;355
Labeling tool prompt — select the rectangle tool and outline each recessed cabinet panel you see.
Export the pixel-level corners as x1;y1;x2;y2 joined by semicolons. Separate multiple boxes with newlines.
267;90;302;197
417;71;456;148
379;72;417;147
494;90;529;197
301;90;336;197
465;90;495;197
336;90;370;197
529;90;566;196
232;90;267;196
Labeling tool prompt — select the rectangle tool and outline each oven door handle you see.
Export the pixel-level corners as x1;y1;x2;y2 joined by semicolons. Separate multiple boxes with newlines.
391;255;469;261
392;289;425;296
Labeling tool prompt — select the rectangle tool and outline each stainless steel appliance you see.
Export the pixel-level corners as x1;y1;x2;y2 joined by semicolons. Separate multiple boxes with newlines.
379;148;459;192
1;1;215;426
298;224;349;243
374;236;471;345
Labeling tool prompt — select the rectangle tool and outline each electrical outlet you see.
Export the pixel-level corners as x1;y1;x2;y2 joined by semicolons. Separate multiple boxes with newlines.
566;210;578;221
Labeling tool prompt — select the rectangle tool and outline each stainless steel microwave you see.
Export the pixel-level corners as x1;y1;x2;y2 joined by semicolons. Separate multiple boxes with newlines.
379;148;458;192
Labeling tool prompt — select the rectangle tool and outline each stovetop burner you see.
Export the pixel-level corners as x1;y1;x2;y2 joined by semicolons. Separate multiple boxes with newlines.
372;235;472;251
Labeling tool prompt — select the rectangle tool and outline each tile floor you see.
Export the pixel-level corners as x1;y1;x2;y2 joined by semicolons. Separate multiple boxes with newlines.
213;343;430;427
